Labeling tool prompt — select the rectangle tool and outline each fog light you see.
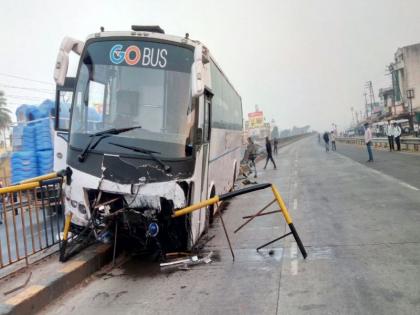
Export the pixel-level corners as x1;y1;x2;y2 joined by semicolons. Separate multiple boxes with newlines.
148;222;159;237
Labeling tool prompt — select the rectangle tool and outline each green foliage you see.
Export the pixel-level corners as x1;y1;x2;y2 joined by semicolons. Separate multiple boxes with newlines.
0;91;12;129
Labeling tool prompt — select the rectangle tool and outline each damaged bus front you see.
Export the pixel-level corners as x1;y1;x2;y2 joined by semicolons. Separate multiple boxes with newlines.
53;26;215;253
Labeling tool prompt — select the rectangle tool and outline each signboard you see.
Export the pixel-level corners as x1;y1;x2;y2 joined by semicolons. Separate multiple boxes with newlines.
247;111;264;129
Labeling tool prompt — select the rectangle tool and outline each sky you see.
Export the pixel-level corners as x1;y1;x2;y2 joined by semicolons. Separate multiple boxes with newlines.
1;0;420;132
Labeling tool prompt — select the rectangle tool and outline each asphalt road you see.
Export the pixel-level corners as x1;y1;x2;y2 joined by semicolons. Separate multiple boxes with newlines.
40;136;420;315
330;140;420;189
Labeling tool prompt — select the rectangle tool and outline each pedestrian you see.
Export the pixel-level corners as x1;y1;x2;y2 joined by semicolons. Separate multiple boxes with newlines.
247;137;258;178
330;131;336;151
364;122;374;162
393;122;401;151
386;120;395;151
323;131;330;152
263;137;277;169
273;138;278;155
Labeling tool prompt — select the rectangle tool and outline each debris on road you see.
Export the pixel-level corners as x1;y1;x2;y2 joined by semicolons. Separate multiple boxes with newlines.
160;252;213;270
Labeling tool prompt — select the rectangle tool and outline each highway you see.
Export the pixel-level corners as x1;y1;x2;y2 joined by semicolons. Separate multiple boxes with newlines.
40;136;420;315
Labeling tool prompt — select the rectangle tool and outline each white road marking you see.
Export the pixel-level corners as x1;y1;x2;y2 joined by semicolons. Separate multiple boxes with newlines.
290;243;298;275
337;154;420;191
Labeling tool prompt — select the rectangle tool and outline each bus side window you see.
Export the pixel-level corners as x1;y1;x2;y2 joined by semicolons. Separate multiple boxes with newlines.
203;97;211;142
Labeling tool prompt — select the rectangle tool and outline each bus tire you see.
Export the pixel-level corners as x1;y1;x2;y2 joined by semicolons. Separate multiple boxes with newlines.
207;187;216;226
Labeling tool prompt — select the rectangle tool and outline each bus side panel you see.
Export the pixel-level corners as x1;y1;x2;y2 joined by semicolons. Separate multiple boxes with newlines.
208;128;242;197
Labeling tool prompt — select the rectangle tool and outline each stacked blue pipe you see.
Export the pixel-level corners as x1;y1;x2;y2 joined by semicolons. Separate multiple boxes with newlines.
11;100;56;183
11;151;38;183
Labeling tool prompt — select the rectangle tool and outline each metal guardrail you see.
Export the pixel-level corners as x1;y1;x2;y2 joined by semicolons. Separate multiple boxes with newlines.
337;136;420;151
0;172;64;270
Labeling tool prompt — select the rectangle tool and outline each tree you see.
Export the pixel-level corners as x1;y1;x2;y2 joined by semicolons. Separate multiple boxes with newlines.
0;91;12;148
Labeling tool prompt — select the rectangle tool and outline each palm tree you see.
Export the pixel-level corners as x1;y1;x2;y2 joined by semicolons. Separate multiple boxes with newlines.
0;91;12;148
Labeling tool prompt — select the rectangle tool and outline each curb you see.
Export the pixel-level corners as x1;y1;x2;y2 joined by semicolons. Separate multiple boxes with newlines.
0;243;112;315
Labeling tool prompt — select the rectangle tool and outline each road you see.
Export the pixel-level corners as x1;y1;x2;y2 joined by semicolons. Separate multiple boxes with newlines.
40;136;420;315
332;140;420;189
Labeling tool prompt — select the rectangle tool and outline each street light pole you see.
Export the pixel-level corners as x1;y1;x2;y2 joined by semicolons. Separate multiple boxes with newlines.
407;89;415;133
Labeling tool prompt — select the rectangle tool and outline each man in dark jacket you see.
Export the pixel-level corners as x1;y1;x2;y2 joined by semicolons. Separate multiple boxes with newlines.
323;132;330;152
264;137;277;169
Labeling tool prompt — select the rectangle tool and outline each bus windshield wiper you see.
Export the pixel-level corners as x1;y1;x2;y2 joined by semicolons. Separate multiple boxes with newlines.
109;142;172;173
78;126;142;162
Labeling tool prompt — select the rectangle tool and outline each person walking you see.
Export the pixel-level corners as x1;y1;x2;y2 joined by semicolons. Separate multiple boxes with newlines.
247;137;258;178
386;120;395;151
330;131;337;151
323;131;330;152
263;137;277;169
393;122;401;151
273;138;278;155
364;122;374;162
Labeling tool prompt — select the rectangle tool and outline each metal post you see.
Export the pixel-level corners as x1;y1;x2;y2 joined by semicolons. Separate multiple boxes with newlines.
407;89;415;133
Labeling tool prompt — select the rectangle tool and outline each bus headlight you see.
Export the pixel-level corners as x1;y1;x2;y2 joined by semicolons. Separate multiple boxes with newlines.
78;204;87;214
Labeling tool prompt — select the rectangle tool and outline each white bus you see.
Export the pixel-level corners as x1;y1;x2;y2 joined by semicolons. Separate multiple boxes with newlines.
53;25;242;253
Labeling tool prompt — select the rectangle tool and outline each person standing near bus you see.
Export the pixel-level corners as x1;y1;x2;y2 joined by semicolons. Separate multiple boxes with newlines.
273;138;278;155
323;132;330;152
247;137;258;178
364;122;374;162
386;120;395;151
393;122;401;151
263;137;277;169
330;131;337;151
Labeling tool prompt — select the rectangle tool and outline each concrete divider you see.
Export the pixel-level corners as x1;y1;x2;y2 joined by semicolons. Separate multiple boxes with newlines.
337;136;420;152
0;243;111;315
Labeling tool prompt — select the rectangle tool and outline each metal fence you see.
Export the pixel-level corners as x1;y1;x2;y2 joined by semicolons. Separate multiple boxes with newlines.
337;136;420;152
0;173;64;270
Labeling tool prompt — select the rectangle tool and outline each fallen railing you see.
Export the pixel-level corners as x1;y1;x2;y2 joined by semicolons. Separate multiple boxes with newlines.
0;172;64;272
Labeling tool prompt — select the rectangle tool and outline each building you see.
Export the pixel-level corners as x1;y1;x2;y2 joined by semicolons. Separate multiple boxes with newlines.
378;87;395;115
389;43;420;120
245;105;271;140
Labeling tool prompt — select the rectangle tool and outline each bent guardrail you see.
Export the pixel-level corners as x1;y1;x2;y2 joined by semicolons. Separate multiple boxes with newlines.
0;172;64;272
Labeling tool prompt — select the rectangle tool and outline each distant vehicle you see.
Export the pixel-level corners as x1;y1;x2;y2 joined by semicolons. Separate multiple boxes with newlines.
53;25;243;254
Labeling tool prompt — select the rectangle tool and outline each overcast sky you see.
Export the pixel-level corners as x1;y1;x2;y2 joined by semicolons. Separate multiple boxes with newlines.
1;0;420;131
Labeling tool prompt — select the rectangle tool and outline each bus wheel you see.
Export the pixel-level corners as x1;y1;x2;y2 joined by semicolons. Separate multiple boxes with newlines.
207;187;216;228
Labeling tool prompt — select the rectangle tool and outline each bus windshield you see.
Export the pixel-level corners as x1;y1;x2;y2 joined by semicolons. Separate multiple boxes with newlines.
70;40;195;158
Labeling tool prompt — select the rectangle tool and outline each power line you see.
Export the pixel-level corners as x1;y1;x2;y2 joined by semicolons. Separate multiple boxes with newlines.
0;72;54;86
5;94;50;101
0;83;54;94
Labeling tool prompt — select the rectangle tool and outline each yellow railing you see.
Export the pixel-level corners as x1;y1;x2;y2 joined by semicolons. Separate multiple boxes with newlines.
0;172;64;271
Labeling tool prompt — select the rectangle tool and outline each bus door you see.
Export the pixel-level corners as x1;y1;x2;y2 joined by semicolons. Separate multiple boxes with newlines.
53;77;75;172
199;90;212;234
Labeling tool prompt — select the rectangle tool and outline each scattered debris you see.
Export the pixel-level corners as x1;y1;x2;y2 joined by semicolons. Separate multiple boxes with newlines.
242;179;257;185
160;252;213;270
